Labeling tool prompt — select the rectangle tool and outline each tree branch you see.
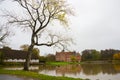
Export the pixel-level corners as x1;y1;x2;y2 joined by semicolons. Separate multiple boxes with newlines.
24;0;36;22
35;41;59;46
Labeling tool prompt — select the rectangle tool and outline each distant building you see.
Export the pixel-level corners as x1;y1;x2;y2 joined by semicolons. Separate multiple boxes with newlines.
55;51;81;62
0;49;39;63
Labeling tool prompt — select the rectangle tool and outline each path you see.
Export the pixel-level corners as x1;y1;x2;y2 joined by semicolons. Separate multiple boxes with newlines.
0;74;38;80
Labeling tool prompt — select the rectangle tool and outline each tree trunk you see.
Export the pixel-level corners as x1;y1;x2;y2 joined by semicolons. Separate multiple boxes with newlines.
24;44;34;71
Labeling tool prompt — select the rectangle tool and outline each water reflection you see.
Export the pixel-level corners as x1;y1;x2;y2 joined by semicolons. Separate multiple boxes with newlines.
56;64;81;76
38;64;120;75
81;64;101;75
114;64;120;71
81;64;120;75
27;65;80;77
4;66;39;70
3;63;120;80
38;64;120;80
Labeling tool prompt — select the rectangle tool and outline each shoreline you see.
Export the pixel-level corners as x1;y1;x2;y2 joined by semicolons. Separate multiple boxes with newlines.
0;69;87;80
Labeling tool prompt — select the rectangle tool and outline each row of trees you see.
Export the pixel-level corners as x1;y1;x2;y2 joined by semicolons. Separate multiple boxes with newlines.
82;49;100;61
39;54;55;62
81;49;120;61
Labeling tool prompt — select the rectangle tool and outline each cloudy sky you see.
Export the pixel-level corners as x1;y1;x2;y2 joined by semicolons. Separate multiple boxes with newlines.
0;0;120;55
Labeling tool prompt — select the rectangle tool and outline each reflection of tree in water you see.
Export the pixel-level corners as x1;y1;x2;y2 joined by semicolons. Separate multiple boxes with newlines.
113;64;120;71
38;64;82;76
37;63;120;76
101;64;116;75
38;65;55;71
81;64;101;75
56;64;82;76
81;64;120;75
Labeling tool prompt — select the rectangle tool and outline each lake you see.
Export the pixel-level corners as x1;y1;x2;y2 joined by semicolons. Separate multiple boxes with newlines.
4;63;120;80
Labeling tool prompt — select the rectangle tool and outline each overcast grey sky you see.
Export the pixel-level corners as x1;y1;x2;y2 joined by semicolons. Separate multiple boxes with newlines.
0;0;120;55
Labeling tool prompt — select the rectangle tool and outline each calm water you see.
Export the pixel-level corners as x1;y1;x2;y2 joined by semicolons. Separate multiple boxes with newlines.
4;63;120;80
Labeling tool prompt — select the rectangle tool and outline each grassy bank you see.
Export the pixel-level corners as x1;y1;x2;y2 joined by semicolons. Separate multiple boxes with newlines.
46;61;81;66
0;69;87;80
46;62;70;66
1;61;82;66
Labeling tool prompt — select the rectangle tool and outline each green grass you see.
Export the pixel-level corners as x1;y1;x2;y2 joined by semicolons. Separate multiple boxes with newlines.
46;61;82;66
0;69;87;80
46;62;70;66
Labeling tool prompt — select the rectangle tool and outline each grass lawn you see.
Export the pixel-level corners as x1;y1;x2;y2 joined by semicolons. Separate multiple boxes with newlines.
46;61;81;66
46;61;70;66
0;69;88;80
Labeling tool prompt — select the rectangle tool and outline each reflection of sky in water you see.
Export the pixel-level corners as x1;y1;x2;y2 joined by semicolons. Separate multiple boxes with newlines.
3;64;120;80
39;70;66;77
4;67;23;70
39;70;120;80
38;64;120;80
4;66;39;70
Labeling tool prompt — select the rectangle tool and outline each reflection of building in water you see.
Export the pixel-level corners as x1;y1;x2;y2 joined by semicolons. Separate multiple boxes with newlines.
56;65;81;76
55;51;81;62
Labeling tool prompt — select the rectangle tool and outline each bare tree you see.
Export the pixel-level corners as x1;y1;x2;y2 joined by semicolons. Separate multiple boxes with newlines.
2;0;73;70
0;26;10;47
49;33;74;52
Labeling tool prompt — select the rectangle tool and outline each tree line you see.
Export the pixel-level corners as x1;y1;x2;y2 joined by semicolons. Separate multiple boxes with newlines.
81;49;120;61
